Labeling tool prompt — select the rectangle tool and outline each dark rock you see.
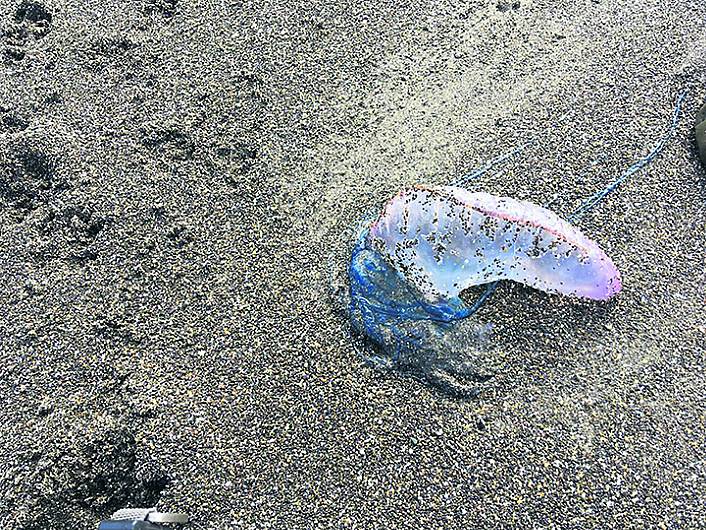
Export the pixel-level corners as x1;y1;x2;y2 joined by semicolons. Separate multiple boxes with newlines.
695;101;706;168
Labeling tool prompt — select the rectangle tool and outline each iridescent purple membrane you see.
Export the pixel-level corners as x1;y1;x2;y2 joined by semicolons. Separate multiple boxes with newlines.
368;185;622;304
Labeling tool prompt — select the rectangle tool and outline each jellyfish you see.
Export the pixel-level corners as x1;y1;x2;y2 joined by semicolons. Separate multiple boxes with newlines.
346;90;688;397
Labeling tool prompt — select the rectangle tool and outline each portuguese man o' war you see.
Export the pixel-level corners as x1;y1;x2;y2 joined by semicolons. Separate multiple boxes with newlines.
346;90;688;397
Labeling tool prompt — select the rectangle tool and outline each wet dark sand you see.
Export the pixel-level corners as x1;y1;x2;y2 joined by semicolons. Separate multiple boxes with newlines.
1;0;705;528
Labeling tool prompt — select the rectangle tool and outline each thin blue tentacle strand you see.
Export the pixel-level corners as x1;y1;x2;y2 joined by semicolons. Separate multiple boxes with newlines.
453;139;535;188
568;89;688;223
454;110;576;189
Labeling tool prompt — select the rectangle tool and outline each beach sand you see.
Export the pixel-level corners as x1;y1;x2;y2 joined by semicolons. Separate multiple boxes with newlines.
1;0;705;528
